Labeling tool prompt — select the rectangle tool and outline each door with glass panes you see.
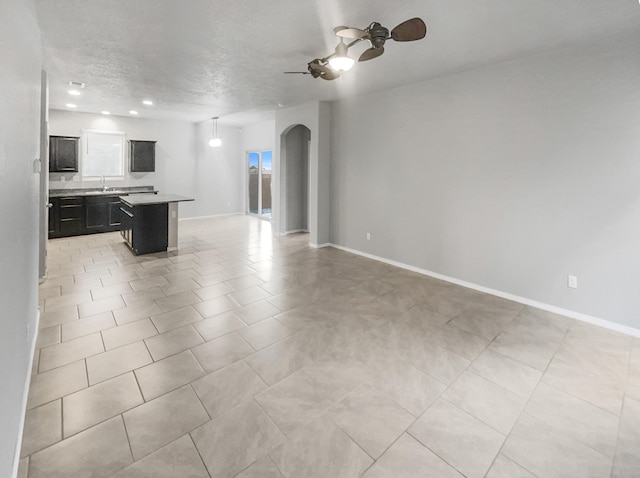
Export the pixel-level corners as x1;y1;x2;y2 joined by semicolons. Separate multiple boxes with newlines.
248;150;272;218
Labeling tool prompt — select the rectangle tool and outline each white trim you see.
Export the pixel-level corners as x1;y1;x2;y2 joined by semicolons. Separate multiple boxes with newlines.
13;308;40;478
310;242;331;249
329;243;640;338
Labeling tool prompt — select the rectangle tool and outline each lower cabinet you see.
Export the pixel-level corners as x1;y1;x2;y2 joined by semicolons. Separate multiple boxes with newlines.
85;196;110;232
120;203;168;255
58;196;84;236
85;196;122;232
49;195;124;238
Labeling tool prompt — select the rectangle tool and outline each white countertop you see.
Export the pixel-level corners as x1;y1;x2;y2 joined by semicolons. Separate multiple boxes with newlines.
119;194;194;206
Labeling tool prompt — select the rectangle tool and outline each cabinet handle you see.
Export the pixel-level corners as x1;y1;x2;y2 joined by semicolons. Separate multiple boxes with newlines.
119;207;134;217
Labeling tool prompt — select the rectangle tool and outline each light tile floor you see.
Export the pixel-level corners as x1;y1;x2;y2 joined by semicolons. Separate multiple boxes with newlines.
20;215;640;477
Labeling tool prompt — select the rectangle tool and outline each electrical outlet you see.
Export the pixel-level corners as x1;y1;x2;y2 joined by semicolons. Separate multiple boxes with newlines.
567;275;578;289
366;232;371;240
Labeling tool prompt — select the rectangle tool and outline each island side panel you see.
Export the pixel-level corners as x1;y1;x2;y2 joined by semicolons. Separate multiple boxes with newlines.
131;203;168;255
168;202;179;251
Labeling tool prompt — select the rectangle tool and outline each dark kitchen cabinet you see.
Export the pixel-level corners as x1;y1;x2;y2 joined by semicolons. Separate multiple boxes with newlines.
85;196;110;232
49;136;79;173
129;140;156;172
85;195;123;233
119;202;168;255
49;194;125;238
58;196;84;236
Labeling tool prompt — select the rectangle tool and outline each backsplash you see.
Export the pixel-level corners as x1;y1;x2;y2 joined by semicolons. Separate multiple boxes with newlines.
49;172;157;191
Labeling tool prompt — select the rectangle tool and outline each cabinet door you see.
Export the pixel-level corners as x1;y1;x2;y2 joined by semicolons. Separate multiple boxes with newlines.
130;140;156;172
85;197;109;231
49;136;79;172
135;204;167;255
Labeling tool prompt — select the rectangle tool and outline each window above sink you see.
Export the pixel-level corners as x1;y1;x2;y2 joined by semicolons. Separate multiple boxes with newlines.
82;130;125;179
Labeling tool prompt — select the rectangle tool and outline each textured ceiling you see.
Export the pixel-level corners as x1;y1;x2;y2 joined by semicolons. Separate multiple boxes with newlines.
35;0;640;126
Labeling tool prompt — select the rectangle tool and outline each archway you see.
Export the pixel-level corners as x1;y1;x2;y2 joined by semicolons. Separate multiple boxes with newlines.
274;101;331;247
282;125;310;234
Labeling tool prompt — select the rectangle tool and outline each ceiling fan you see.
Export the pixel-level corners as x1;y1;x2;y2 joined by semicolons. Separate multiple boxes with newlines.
284;17;426;81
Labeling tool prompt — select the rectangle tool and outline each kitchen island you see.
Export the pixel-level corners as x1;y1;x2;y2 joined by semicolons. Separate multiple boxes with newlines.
119;194;194;255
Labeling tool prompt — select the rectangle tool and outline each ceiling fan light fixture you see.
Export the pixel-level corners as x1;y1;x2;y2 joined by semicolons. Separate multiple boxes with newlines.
209;116;222;148
328;40;354;72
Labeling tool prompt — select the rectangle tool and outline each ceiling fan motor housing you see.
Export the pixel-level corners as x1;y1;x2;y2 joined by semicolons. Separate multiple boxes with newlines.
368;22;389;48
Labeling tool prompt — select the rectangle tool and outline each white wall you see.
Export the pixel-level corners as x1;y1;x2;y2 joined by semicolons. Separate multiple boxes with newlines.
240;119;276;213
49;111;244;218
0;0;42;476
194;120;243;217
330;28;640;330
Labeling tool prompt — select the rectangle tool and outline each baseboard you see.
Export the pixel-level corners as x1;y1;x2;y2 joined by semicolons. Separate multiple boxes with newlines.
310;242;331;249
179;212;243;222
284;229;308;235
329;243;640;338
12;308;40;478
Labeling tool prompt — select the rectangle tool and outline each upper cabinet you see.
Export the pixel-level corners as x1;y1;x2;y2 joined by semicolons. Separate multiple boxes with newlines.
49;136;79;172
129;140;156;172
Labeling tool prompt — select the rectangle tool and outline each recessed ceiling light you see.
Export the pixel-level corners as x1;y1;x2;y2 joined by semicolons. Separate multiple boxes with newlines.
101;111;110;115
142;100;153;106
66;103;77;108
68;89;81;96
129;110;138;115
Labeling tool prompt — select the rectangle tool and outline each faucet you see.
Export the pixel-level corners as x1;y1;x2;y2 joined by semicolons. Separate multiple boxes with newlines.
100;175;108;191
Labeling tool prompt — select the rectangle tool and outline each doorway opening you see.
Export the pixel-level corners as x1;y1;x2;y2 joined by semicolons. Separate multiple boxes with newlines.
283;125;310;234
247;150;272;219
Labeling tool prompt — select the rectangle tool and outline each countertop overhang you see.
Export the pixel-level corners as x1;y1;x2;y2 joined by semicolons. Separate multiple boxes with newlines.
119;194;195;207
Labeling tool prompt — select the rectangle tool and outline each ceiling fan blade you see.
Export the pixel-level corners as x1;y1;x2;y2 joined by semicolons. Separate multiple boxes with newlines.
390;17;427;42
284;71;309;74
359;46;384;62
335;27;369;39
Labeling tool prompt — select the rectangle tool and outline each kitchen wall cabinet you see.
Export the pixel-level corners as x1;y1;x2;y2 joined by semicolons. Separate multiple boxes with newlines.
49;136;79;172
129;140;156;172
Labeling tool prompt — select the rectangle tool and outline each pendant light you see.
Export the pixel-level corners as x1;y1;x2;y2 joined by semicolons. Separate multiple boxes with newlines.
209;116;222;147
